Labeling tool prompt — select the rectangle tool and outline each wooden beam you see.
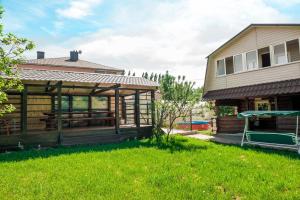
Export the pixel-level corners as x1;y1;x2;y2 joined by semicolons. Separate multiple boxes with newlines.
90;83;101;95
115;88;120;134
48;82;61;93
57;81;63;144
24;83;157;91
21;85;28;134
151;90;155;127
45;81;51;92
93;84;121;95
135;90;140;128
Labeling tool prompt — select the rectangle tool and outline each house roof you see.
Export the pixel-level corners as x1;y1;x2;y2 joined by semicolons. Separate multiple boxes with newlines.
202;78;300;100
24;57;124;72
13;69;159;88
207;23;300;58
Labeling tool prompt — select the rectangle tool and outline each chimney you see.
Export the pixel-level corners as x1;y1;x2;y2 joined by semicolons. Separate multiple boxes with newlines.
70;50;81;61
37;51;45;59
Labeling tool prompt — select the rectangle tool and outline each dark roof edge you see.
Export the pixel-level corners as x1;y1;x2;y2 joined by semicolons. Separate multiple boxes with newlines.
206;23;300;58
202;78;300;101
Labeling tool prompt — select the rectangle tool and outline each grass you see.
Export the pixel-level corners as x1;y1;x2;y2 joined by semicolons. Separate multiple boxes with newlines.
0;136;299;200
197;129;213;135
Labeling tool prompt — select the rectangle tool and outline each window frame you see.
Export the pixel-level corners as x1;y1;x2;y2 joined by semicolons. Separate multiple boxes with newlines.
225;56;234;75
285;38;300;63
233;53;244;73
215;58;226;77
272;42;288;66
245;49;258;71
213;38;300;78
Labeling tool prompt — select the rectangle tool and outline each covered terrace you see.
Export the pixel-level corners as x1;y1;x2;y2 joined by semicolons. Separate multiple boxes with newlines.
0;69;158;147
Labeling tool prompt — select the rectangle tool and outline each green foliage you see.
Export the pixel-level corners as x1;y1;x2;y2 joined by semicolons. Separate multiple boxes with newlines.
0;136;299;199
0;6;34;117
153;71;202;141
217;106;235;117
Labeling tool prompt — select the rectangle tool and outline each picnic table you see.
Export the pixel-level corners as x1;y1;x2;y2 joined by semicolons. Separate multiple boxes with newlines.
42;111;115;129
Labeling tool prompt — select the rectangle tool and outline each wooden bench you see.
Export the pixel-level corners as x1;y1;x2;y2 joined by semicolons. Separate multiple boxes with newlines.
246;131;297;145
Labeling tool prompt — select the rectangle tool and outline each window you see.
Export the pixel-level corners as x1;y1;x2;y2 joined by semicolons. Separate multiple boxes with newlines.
216;59;225;76
258;47;271;68
286;39;300;63
255;100;271;111
92;97;108;110
55;96;70;111
246;50;257;70
225;56;234;74
73;96;89;111
233;54;243;72
274;43;287;65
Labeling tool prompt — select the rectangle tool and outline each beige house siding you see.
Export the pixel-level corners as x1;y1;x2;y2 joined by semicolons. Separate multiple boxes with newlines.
204;26;300;92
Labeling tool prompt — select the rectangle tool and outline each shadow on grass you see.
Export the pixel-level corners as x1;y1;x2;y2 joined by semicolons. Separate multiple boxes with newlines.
0;136;208;163
210;140;300;159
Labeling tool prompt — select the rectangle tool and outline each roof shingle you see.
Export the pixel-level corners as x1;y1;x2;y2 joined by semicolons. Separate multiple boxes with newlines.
13;69;159;87
203;78;300;100
24;57;123;72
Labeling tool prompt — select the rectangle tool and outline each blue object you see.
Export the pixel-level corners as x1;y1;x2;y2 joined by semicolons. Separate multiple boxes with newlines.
177;121;209;125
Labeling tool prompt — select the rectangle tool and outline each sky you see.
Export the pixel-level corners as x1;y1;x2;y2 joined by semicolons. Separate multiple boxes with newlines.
1;0;300;86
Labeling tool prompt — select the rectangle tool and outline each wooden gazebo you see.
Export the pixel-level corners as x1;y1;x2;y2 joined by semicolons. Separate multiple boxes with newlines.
0;69;158;147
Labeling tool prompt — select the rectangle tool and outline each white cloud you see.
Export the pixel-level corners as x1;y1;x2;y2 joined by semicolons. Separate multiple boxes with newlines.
56;0;103;19
34;0;299;86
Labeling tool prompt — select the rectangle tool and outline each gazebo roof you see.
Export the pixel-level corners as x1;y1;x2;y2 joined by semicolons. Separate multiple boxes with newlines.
15;69;159;89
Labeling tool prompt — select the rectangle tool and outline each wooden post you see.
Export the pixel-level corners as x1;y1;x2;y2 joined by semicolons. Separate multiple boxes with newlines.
88;95;92;126
151;90;155;127
274;96;278;130
108;96;111;111
69;95;73;128
57;81;63;144
245;98;249;111
115;88;120;134
21;85;28;134
135;90;140;128
121;96;126;123
51;95;55;113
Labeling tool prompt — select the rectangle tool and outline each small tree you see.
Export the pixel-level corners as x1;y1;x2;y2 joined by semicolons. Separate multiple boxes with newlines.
0;6;34;117
153;71;201;141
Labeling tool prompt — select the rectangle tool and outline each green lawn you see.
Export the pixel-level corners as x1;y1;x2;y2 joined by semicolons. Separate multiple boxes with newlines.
0;136;299;200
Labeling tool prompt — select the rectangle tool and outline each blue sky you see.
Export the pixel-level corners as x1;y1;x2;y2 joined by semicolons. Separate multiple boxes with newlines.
1;0;300;85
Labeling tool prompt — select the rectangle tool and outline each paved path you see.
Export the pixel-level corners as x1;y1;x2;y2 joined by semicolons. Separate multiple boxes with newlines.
187;134;214;140
162;128;243;145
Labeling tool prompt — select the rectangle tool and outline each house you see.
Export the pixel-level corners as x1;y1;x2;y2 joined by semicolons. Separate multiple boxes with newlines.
203;24;300;133
0;51;158;148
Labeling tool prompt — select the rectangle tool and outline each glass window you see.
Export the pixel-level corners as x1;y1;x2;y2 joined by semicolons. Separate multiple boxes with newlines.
216;59;225;76
258;47;271;68
233;54;243;72
225;56;234;75
246;50;257;70
55;96;69;111
73;96;89;111
286;39;300;63
274;43;287;65
92;97;108;110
